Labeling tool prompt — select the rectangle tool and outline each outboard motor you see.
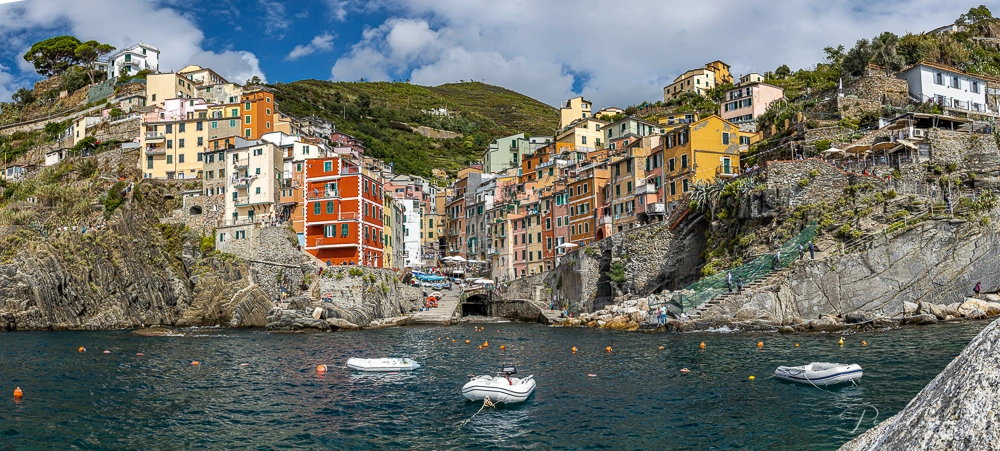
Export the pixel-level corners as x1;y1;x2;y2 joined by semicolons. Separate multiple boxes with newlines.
500;364;517;376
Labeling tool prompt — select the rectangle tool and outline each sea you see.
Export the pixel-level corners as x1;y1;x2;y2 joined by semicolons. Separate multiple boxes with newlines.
0;320;988;450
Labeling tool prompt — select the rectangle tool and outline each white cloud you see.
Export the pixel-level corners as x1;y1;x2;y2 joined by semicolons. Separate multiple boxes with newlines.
0;0;266;94
286;33;335;61
0;64;19;102
330;0;988;107
259;0;290;37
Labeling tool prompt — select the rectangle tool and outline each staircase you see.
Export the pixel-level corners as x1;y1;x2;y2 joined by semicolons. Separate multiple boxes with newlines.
685;268;792;320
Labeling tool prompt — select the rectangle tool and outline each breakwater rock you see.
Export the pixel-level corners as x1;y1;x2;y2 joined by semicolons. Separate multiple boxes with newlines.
838;317;1000;450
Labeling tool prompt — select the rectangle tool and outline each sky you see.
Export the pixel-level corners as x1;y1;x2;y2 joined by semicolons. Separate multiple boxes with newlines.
0;0;993;109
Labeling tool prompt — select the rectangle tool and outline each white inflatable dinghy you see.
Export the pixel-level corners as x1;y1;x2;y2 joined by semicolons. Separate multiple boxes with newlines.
346;357;420;372
774;362;862;386
462;364;535;403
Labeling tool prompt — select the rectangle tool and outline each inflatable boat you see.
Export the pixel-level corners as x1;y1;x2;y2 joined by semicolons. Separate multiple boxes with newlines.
774;362;863;386
462;364;535;403
346;357;421;372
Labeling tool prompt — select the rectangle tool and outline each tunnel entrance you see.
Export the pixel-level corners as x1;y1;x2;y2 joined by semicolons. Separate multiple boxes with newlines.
461;294;490;316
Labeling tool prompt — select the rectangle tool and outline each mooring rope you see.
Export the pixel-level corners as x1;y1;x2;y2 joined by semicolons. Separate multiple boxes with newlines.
455;398;495;431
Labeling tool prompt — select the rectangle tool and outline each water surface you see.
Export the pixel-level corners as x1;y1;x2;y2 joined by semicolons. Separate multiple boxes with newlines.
0;321;987;450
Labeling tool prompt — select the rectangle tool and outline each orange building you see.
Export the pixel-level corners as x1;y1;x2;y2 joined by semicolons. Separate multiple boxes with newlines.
240;89;280;139
303;156;385;266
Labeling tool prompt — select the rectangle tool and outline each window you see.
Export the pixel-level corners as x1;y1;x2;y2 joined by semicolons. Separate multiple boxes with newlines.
324;225;336;237
266;108;271;115
546;218;551;229
313;202;321;215
341;224;349;236
934;72;943;85
211;121;218;129
231;108;238;117
255;168;260;175
151;94;156;102
245;115;251;124
166;155;173;164
682;179;689;192
583;184;589;194
951;75;960;89
670;181;676;196
255;187;261;194
165;124;173;133
166;140;173;149
972;80;981;94
326;201;334;214
245;102;251;111
681;154;688;169
230;119;237;128
146;156;153;169
722;132;730;145
178;138;185;148
245;129;251;138
324;161;333;172
572;225;577;235
178;154;185;163
196;122;203;131
197;137;203;146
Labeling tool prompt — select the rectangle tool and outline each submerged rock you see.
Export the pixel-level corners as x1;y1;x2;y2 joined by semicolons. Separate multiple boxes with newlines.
838;318;1000;450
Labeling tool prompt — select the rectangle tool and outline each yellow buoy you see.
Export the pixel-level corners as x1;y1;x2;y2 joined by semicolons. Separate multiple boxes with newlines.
191;361;200;365
749;375;756;381
658;346;665;350
452;339;456;343
699;342;706;350
838;337;845;346
571;346;577;353
437;337;441;341
465;340;470;344
862;340;867;346
757;341;764;348
483;341;489;347
795;343;800;347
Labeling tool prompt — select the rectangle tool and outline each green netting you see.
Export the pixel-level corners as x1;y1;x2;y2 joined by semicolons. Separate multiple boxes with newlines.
674;222;818;313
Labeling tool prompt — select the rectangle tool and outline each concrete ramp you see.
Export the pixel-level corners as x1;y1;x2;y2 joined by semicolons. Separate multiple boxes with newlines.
408;292;461;325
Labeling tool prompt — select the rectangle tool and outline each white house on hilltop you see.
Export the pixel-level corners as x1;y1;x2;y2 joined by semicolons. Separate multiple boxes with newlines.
899;62;992;114
102;42;160;79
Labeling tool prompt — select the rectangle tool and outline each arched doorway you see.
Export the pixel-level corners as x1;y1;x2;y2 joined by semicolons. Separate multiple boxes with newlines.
596;228;605;240
461;293;490;316
189;205;203;215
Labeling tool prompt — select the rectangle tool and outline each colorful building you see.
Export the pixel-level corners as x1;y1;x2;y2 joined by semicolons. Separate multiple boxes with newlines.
663;61;732;102
302;156;385;266
721;82;785;126
567;162;608;244
558;96;592;130
555;118;607;155
660;116;747;211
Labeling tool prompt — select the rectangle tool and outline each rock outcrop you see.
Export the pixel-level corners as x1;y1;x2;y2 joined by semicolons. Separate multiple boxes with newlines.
838;318;1000;450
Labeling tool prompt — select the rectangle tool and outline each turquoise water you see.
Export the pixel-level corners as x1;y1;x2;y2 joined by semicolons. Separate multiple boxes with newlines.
0;321;987;450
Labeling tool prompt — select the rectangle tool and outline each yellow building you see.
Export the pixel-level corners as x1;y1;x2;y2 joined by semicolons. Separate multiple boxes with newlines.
558;96;592;130
605;137;657;234
146;73;198;106
555;118;607;155
663;61;732;101
178;65;229;86
660;116;749;208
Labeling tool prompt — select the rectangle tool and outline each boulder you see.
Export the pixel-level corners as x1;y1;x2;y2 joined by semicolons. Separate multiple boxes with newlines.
778;326;796;334
959;298;991;317
986;302;1000;316
325;318;360;331
903;301;918;315
905;314;938;325
916;302;947;321
285;296;313;310
587;320;597;328
809;315;845;332
844;312;871;324
312;307;323;320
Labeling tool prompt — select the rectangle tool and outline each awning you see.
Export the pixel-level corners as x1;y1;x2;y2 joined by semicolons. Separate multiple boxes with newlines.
556;243;579;249
844;144;871;154
896;139;917;150
872;141;897;152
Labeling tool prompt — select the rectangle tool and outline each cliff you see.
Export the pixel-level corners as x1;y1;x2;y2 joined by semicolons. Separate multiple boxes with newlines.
838;317;1000;450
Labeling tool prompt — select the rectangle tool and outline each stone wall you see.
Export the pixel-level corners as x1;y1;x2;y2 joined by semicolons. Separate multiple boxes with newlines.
214;225;312;302
505;218;706;313
316;267;422;326
704;220;1000;324
763;159;886;210
169;194;225;232
842;72;910;104
93;117;140;143
928;129;1000;168
486;299;544;322
412;125;463;139
837;96;882;119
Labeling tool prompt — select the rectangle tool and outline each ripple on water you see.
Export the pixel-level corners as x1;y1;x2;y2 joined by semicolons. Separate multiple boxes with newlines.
0;321;989;450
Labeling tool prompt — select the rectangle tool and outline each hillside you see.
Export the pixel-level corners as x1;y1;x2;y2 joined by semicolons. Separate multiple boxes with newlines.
272;80;558;177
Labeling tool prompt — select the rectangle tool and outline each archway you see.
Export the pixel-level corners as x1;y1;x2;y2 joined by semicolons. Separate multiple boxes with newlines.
596;228;605;240
189;205;204;215
461;293;490;316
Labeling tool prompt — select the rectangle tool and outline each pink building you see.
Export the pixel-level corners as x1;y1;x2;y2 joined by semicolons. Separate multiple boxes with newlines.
720;82;785;125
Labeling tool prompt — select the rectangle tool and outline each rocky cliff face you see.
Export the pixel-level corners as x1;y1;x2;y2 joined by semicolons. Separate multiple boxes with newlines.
838;317;1000;450
703;220;1000;324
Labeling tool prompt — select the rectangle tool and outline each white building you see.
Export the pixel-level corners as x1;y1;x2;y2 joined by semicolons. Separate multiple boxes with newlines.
104;42;160;79
401;198;422;267
45;149;69;166
899;62;992;114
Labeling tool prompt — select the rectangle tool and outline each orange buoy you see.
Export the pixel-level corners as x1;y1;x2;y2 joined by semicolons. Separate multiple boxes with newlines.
757;341;764;348
13;387;22;398
658;346;664;350
478;345;483;350
78;347;86;353
862;340;867;346
437;337;441;341
571;346;577;353
680;368;690;373
451;339;456;343
483;341;489;347
135;353;145;356
465;340;470;344
500;345;506;351
316;364;328;374
606;346;612;353
699;342;706;349
795;343;800;347
191;361;200;365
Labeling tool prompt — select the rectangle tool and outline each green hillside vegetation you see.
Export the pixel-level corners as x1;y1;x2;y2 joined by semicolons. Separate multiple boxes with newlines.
272;80;558;177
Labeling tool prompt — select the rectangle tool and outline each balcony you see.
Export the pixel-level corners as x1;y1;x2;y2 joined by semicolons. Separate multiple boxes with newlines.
487;247;498;255
636;184;658;195
598;216;612;226
304;212;359;226
145;132;165;143
312;237;355;249
233;196;250;206
645;202;666;215
306;189;339;200
145;146;165;155
716;165;738;178
234;159;249;169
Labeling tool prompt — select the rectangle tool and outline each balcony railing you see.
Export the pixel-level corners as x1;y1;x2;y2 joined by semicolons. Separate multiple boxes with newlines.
233;159;248;168
636;184;657;195
145;132;165;141
306;189;339;200
233;196;250;205
144;147;165;155
716;165;738;178
313;237;352;248
645;202;666;215
598;216;612;225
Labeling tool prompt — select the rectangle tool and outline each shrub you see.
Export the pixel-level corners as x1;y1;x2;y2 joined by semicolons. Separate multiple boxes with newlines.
798;179;810;187
60;66;90;93
815;139;832;152
348;267;364;277
101;181;126;219
809;169;819;177
199;233;215;254
608;261;626;284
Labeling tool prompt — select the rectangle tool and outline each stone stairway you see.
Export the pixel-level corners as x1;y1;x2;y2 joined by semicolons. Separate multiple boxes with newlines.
686;268;792;320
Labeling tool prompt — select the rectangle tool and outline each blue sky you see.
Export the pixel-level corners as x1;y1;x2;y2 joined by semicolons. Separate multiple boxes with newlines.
0;0;992;107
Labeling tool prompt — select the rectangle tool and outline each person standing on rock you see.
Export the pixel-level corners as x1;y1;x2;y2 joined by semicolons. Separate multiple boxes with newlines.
798;243;804;260
727;272;733;292
975;282;982;299
773;250;781;269
808;241;815;259
736;277;744;295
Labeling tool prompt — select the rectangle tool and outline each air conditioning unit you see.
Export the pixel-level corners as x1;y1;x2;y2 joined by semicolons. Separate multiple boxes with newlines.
912;129;926;138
